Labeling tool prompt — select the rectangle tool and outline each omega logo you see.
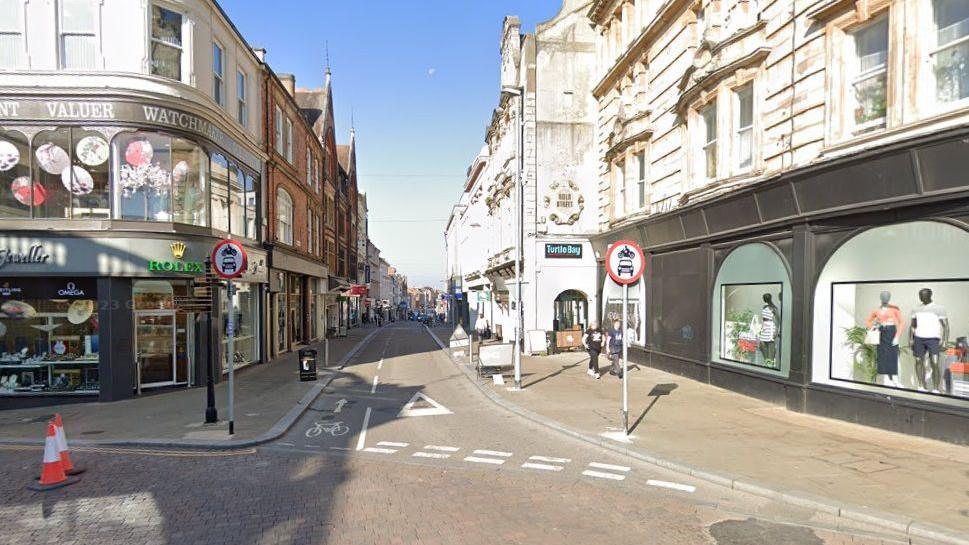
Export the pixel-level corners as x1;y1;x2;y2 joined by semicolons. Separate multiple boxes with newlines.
57;282;86;297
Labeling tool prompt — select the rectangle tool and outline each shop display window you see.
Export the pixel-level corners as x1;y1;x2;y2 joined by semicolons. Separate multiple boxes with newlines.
602;277;644;344
221;282;259;371
0;129;31;219
0;280;99;395
720;283;782;369
829;280;969;399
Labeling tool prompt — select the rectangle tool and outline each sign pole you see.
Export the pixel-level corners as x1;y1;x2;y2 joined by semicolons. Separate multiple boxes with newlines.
622;282;629;435
227;279;235;435
204;258;218;424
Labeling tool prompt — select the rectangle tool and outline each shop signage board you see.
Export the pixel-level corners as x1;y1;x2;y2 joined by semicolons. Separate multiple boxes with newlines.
545;243;582;259
605;239;646;436
0;245;50;270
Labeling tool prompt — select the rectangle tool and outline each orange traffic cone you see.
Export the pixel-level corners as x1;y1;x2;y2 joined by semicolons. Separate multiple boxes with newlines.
27;422;80;491
52;413;84;475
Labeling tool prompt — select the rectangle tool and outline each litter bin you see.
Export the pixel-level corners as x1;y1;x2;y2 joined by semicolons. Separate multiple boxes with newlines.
298;348;318;381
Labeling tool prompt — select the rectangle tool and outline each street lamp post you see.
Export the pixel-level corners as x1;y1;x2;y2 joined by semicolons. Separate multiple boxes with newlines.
503;85;524;391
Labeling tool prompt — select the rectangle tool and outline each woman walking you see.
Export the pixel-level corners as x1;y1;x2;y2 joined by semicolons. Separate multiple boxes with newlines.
582;322;603;379
605;319;624;379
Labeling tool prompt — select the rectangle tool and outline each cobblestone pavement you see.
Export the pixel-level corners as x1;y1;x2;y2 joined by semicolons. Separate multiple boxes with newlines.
0;323;936;545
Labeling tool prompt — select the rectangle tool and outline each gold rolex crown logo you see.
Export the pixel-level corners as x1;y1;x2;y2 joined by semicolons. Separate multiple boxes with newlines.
170;241;186;260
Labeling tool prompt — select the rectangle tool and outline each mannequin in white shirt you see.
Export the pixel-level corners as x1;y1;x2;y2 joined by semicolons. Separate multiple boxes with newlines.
910;288;948;393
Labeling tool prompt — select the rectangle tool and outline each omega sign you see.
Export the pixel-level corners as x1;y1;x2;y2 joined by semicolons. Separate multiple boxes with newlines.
0;245;50;270
57;282;86;297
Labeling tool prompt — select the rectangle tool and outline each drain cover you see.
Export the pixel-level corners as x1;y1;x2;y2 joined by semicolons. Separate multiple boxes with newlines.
708;519;824;545
80;430;105;435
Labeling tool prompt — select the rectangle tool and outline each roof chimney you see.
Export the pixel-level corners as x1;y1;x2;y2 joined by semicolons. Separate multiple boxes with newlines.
279;73;296;97
252;47;266;62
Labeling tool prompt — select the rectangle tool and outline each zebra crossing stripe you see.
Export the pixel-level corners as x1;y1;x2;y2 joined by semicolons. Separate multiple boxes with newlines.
588;462;630;472
473;449;512;457
582;470;626;481
413;452;450;459
522;462;563;472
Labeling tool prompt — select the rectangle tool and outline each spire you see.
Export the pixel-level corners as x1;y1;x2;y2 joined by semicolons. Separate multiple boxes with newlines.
324;41;331;76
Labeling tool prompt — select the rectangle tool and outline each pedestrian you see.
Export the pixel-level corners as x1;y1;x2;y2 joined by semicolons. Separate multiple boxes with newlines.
605;319;624;378
582;321;603;379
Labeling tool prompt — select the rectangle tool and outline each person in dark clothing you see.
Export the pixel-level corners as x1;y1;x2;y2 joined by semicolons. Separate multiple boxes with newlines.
582;322;604;379
605;319;624;378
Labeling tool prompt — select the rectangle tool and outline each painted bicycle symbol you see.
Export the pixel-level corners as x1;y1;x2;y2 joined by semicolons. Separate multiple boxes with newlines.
305;421;350;438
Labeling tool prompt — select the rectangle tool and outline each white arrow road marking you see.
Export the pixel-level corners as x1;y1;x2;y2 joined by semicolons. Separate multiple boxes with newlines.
646;480;696;493
588;462;630;472
355;407;372;451
413;452;450;459
377;441;408;448
333;399;348;413
582;470;626;481
424;445;460;452
529;456;571;463
473;449;512;457
398;392;453;417
362;447;397;454
464;456;505;465
521;462;563;472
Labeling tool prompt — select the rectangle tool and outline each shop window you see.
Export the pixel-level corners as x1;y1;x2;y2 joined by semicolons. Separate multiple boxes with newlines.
275;292;287;353
171;137;207;227
816;221;969;402
0;0;26;68
712;243;791;374
221;282;259;370
602;276;644;345
229;165;245;238
150;4;182;81
847;16;889;134
553;290;587;332
210;153;230;231
0;129;31;218
276;187;293;245
32;128;74;219
59;0;98;69
212;42;224;107
931;0;969;104
0;279;99;395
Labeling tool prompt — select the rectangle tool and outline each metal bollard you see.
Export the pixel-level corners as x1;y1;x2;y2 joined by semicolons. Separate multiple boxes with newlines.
324;338;330;368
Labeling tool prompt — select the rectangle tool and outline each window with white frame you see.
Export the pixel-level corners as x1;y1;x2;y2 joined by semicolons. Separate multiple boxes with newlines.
150;4;182;80
274;105;283;155
700;103;718;180
306;147;312;186
931;0;969;104
847;17;888;133
0;0;25;68
614;160;625;218
313;157;320;192
285;118;293;163
624;157;637;212
307;212;314;255
276;187;293;245
636;150;646;209
237;71;248;127
59;0;98;69
213;42;225;106
735;85;753;170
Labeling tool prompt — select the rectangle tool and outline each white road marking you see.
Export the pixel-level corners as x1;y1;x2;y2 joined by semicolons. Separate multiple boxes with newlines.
464;456;506;465
363;447;397;454
413;452;450;459
303;444;319;448
398;392;453;417
371;375;379;394
473;449;512;457
377;441;409;448
521;462;563;472
377;358;384;370
582;470;626;481
356;407;372;451
329;446;351;451
425;445;460;452
647;480;696;493
588;462;630;472
529;456;571;463
277;442;295;447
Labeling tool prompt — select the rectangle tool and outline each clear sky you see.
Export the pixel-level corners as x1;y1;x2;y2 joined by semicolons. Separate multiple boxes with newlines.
221;0;564;288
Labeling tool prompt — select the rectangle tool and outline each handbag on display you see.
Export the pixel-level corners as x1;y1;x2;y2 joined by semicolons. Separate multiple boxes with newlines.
864;327;881;346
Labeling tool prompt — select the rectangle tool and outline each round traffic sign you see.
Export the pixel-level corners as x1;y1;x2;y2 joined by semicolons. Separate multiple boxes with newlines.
606;240;645;285
211;239;248;280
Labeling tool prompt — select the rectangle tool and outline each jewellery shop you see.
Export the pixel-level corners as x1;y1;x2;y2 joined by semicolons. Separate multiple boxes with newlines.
591;131;969;443
0;97;268;409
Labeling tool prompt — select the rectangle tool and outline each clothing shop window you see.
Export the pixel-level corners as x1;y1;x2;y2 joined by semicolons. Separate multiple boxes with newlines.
735;85;753;170
602;275;644;345
0;0;26;68
237;71;248;127
847;17;889;134
150;4;182;80
700;103;718;180
712;243;792;375
636;150;646;210
212;42;225;107
815;221;969;402
209;153;230;231
931;0;969;104
273;105;284;156
276;187;293;245
0;279;99;396
59;0;98;69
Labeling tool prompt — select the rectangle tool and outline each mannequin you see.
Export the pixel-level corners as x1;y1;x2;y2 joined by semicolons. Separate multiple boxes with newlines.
910;288;948;393
866;291;902;386
758;293;778;363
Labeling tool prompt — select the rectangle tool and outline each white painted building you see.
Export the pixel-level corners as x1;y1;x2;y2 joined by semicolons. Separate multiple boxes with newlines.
445;1;599;348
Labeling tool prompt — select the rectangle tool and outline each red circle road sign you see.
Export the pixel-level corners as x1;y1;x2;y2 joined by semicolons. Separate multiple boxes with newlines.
606;240;646;285
211;239;248;280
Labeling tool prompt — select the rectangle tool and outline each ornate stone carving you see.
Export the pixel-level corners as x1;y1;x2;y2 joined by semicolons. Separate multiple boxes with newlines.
543;180;584;225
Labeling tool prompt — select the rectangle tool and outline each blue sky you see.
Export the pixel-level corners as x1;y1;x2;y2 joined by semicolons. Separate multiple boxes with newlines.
221;0;564;288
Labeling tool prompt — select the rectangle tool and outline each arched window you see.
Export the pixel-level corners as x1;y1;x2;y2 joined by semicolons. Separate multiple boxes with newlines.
276;187;293;245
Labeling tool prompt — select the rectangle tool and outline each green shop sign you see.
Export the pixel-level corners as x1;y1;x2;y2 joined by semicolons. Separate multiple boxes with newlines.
147;260;204;274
